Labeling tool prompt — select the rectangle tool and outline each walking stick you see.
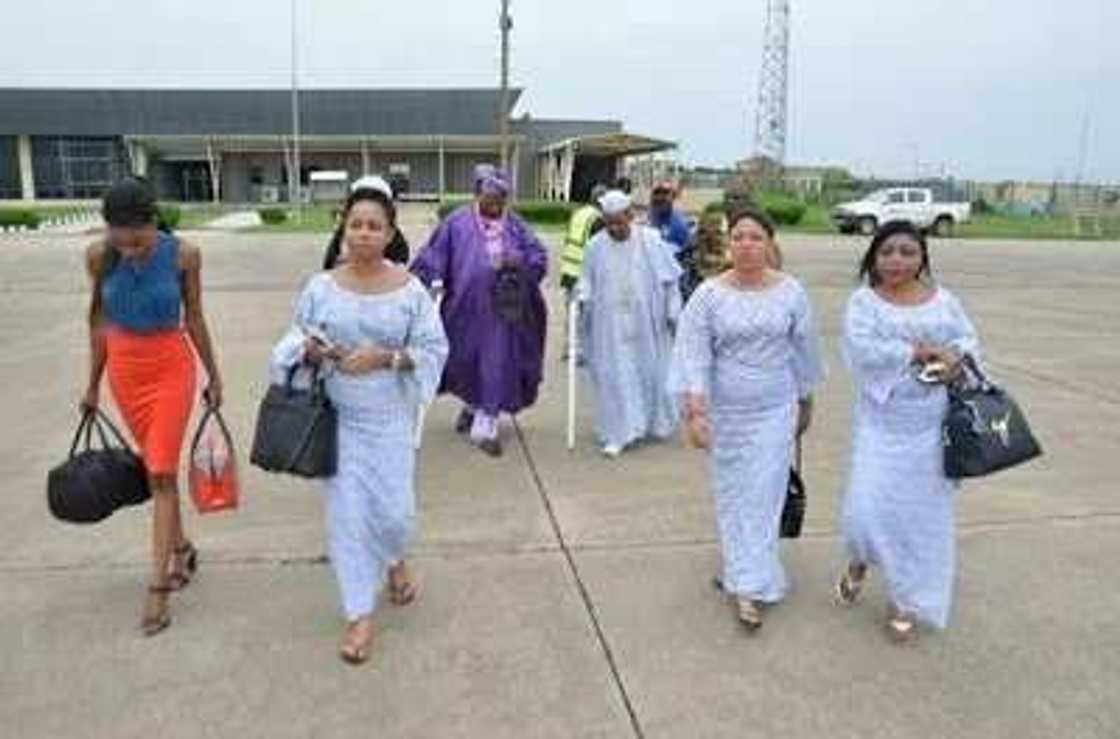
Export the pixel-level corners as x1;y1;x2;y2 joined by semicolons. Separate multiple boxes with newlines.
567;296;580;451
414;281;444;450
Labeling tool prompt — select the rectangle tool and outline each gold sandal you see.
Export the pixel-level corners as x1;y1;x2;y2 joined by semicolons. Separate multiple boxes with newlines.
736;597;763;631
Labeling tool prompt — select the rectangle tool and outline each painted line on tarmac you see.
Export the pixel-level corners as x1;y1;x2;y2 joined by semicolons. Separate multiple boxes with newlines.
513;417;647;739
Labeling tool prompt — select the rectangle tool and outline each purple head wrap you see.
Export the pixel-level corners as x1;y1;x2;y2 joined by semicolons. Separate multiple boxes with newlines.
473;163;511;198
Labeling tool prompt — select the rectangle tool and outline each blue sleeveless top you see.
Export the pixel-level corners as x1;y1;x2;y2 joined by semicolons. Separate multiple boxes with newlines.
101;232;184;332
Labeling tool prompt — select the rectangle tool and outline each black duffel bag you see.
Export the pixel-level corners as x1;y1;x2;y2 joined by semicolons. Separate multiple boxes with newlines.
780;439;806;539
250;365;337;478
944;355;1042;479
47;409;150;524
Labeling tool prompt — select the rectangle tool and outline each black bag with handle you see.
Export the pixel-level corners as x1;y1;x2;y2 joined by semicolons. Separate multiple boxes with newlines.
780;439;806;539
47;409;151;524
493;262;529;324
943;354;1042;479
250;365;337;478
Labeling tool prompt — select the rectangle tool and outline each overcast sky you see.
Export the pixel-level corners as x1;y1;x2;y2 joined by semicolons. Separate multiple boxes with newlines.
1;0;1116;182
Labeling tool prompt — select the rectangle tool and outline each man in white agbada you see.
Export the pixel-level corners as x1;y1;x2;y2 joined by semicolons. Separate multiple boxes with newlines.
577;190;683;457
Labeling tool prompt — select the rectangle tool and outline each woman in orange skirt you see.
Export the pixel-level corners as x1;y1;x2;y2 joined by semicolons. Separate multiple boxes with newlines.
82;179;224;636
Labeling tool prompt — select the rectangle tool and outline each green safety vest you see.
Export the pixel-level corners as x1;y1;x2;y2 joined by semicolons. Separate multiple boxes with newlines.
560;205;602;281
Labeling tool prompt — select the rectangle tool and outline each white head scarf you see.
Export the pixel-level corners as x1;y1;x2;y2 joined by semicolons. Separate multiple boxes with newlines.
598;189;632;216
350;175;394;200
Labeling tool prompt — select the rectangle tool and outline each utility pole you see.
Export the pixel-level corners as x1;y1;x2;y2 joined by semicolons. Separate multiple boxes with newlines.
498;0;512;171
290;0;302;221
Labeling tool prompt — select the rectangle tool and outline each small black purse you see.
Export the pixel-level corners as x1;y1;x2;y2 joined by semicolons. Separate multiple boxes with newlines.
47;409;151;524
250;365;338;478
780;439;806;539
493;263;529;324
943;355;1042;479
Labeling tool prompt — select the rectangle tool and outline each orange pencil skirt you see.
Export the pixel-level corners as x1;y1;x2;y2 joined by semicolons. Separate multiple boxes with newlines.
105;328;197;476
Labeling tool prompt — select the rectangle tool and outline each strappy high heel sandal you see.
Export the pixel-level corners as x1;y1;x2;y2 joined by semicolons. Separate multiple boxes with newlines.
141;584;173;637
168;540;198;591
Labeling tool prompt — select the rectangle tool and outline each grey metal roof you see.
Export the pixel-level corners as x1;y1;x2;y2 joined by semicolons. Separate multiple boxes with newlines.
0;88;522;137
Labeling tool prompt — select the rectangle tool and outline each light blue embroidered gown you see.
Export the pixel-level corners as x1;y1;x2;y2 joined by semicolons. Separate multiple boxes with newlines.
840;285;979;627
669;275;823;602
271;272;448;620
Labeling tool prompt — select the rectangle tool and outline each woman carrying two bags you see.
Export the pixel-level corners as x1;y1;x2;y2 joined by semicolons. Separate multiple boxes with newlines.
82;179;224;636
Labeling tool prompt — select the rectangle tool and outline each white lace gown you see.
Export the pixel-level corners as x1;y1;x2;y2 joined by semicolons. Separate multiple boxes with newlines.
578;226;682;450
669;275;823;602
840;285;980;628
271;272;448;620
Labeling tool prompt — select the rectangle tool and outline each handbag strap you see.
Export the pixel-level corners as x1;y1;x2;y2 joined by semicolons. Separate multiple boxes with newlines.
190;405;237;468
190;406;214;458
958;353;994;391
93;409;134;450
68;410;95;457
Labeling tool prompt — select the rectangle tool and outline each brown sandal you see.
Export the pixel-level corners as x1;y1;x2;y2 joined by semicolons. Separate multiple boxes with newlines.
835;565;866;606
338;618;373;665
141;584;173;637
388;563;420;606
168;540;198;591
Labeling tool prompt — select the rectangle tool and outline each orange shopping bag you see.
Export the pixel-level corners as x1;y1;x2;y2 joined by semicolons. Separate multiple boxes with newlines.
188;406;239;514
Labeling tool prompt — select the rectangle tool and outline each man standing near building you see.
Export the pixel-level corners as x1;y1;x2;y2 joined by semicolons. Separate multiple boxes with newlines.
647;179;692;259
578;190;682;458
560;184;607;363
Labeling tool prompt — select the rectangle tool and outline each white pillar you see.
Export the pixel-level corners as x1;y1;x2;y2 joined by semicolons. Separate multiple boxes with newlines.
562;142;575;202
17;135;34;201
361;138;370;176
206;138;221;203
129;140;149;177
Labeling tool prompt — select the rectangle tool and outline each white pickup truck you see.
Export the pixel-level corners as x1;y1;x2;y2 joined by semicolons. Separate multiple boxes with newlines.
832;188;971;237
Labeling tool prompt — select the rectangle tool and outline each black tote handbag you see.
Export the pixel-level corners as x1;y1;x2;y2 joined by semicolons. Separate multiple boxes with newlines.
250;365;337;478
47;409;151;524
943;355;1042;479
780;439;806;539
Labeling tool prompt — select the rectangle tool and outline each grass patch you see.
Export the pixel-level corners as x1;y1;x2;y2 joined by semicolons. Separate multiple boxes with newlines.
176;204;232;230
248;206;338;233
784;203;834;234
956;213;1120;241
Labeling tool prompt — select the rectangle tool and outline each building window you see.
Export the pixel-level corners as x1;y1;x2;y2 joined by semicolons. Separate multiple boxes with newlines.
31;136;129;199
0;137;19;199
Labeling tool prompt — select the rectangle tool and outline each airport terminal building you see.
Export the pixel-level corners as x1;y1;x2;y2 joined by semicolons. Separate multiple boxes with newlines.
0;88;673;203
